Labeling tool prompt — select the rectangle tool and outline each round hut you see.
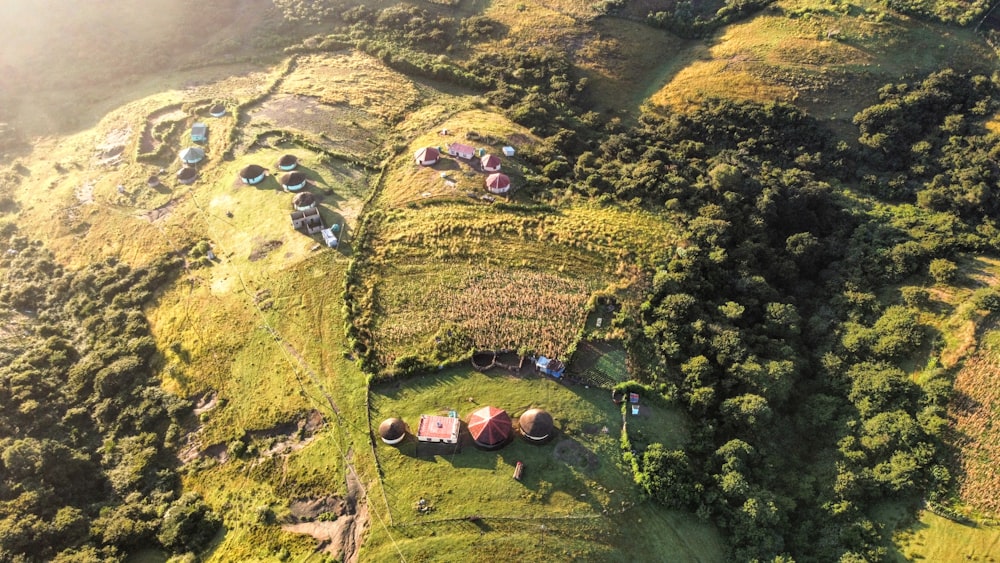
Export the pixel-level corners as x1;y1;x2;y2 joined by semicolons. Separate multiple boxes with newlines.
209;103;227;117
468;406;512;449
179;146;205;165
278;154;299;171
378;418;407;445
485;173;511;194
281;171;308;192
239;164;267;185
292;191;316;211
414;147;440;166
147;175;161;188
519;409;554;443
480;154;501;173
176;167;198;185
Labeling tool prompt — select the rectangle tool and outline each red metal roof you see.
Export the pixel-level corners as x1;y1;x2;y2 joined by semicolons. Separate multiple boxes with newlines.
468;406;511;446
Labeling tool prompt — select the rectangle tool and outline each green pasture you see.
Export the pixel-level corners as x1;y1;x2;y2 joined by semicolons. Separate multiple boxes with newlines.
893;510;1000;562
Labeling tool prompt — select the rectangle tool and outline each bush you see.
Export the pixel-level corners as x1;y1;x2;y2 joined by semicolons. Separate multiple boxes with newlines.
928;258;957;284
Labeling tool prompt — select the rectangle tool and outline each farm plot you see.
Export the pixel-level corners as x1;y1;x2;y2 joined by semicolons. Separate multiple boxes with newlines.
946;347;1000;516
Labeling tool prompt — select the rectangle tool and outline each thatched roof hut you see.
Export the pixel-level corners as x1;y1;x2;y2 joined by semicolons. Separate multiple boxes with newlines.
292;191;316;211
239;164;266;185
519;409;554;443
176;167;198;184
278;154;298;171
378;418;407;445
281;171;307;192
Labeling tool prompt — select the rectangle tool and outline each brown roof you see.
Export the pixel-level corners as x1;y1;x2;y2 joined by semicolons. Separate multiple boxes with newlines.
281;171;307;186
279;154;298;166
485;173;510;191
176;167;197;180
292;192;316;207
519;409;554;440
378;418;406;441
240;164;265;178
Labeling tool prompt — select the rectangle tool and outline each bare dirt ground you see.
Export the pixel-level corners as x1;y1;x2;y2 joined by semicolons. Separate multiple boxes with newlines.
282;456;369;562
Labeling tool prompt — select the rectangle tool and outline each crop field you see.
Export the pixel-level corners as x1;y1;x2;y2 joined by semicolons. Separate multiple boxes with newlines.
946;346;1000;516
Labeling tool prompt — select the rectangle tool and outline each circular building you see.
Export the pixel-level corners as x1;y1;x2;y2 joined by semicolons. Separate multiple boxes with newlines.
281;171;308;192
179;146;205;165
414;146;440;166
147;175;161;188
485;173;511;194
480;154;501;173
378;418;407;445
278;154;298;171
209;103;227;117
519;409;554;443
468;406;511;449
176;167;198;185
239;164;266;185
292;191;316;211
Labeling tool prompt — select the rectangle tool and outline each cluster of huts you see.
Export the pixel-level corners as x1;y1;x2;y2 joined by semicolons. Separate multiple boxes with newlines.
378;406;555;449
414;141;516;195
165;103;227;187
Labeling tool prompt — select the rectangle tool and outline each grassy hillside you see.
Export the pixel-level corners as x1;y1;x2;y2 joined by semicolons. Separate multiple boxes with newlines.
5;0;1000;560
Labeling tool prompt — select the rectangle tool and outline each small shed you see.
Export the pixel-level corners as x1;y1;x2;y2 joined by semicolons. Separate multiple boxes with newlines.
468;406;512;449
535;356;565;378
378;418;407;445
321;226;339;248
518;409;554;443
448;142;475;160
209;103;227;117
485;173;511;194
176;167;198;185
239;164;266;185
292;192;316;211
277;154;299;171
191;122;207;143
480;154;501;173
281;171;307;192
416;414;461;444
502;146;515;157
179;147;205;165
414;147;440;166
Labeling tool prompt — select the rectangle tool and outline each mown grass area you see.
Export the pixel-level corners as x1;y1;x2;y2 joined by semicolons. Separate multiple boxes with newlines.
364;367;722;561
892;510;1000;562
647;0;994;130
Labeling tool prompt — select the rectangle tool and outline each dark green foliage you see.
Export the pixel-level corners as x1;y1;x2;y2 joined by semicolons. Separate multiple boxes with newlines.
157;493;221;554
589;93;971;559
0;241;203;560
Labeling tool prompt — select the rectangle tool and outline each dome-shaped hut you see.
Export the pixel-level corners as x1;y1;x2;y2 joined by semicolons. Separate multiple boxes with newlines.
278;154;298;171
414;147;440;166
378;418;407;445
485;173;511;194
281;171;308;192
292;191;316;211
179;146;205;165
176;167;198;185
209;103;227;117
480;154;501;172
468;406;511;449
239;164;266;185
147;175;161;188
519;409;554;443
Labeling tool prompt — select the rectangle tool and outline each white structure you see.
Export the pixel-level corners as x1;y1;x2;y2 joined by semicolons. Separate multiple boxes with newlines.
502;146;515;157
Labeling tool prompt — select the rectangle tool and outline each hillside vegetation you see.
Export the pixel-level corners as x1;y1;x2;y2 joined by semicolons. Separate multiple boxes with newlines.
3;0;1000;561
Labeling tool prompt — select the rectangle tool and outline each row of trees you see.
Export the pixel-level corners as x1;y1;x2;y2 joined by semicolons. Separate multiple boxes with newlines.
0;230;220;561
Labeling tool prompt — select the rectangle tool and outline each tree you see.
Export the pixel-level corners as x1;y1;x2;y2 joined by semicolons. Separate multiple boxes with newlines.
158;494;221;554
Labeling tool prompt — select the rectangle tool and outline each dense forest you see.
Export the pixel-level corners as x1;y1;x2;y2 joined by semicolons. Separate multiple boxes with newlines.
0;227;220;561
581;71;1000;560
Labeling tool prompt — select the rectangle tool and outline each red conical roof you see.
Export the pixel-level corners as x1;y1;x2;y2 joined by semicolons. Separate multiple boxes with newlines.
467;406;511;447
